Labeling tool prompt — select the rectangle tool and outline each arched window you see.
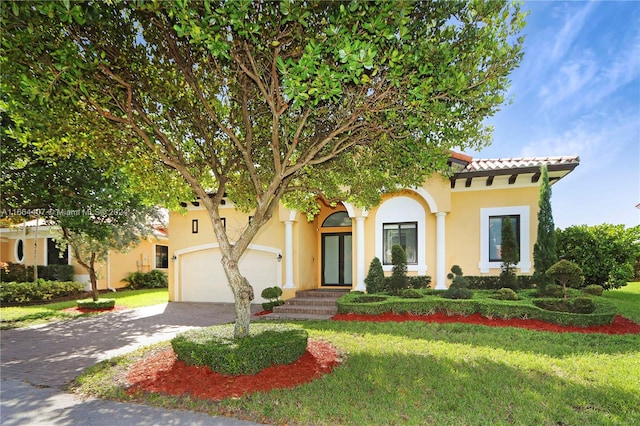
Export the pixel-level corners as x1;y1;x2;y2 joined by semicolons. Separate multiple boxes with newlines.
322;212;352;227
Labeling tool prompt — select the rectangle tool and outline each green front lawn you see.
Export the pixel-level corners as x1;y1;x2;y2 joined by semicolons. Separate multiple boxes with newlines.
74;284;640;425
603;282;640;323
0;288;168;329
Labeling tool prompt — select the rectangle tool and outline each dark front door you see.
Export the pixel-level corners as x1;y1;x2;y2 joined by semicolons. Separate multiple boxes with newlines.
322;233;352;286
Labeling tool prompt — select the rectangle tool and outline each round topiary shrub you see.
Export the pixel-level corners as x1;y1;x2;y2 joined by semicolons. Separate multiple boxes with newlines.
583;285;604;296
399;289;424;299
493;287;519;301
171;323;308;375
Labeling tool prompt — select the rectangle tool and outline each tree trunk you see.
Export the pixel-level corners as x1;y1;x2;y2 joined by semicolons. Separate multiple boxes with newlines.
222;256;254;338
33;217;39;282
89;252;99;301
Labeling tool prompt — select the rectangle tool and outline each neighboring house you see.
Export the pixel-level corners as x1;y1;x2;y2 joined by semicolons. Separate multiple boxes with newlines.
0;219;169;291
168;154;579;304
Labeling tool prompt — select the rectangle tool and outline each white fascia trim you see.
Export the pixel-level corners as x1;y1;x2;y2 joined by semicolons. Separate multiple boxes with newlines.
478;206;531;273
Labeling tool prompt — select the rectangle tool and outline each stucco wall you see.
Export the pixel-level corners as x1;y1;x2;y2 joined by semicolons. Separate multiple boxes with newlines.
448;186;538;277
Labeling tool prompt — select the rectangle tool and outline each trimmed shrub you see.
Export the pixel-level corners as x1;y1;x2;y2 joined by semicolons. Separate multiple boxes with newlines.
336;290;617;327
123;269;168;289
355;295;388;303
76;298;116;309
442;265;472;300
365;257;385;294
261;286;284;311
399;289;424;299
389;245;408;295
384;275;431;291
407;275;432;289
0;280;85;304
533;297;596;315
465;275;534;290
171;323;308;375
547;259;584;299
493;288;519;301
539;283;564;298
583;285;604;296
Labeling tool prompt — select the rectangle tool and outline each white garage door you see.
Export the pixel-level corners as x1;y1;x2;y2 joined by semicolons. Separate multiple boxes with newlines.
179;247;279;303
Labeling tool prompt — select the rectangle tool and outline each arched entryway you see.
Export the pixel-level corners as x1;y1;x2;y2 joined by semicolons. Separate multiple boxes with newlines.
320;211;352;287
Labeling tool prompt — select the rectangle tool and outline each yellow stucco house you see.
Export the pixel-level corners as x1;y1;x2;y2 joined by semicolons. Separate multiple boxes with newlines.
0;219;169;291
168;154;579;304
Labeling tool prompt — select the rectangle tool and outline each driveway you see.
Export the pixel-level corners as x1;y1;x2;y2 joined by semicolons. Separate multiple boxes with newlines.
1;302;265;425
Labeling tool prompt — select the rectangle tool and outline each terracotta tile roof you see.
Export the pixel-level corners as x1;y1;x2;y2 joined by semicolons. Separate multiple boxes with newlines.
462;156;580;173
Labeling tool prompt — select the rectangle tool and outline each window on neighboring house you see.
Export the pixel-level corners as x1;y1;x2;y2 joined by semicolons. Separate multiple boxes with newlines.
47;238;69;265
155;245;169;269
382;222;417;265
16;239;25;263
488;215;521;262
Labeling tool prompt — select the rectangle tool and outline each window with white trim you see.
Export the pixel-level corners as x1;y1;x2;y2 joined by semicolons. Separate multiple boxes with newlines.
382;222;418;265
488;215;520;262
479;206;531;273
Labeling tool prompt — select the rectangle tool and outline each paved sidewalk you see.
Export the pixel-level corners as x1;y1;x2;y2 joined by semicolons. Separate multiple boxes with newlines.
1;302;265;425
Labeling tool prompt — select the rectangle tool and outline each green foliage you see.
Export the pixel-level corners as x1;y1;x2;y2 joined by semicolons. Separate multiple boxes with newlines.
123;270;168;290
171;323;308;375
583;285;604;297
389;245;408;295
336;290;617;327
533;165;557;291
465;275;535;290
443;265;473;300
260;286;284;311
556;224;640;289
365;257;385;294
547;260;585;299
399;289;424;299
0;280;84;304
499;216;519;290
493;288;519;301
533;297;596;315
1;0;525;336
0;263;74;283
76;298;116;309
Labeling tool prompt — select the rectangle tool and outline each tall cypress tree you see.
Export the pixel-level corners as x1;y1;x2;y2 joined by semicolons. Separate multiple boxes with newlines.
533;164;557;292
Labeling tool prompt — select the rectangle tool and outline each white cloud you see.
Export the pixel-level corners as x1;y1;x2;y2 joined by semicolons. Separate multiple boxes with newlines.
549;1;597;61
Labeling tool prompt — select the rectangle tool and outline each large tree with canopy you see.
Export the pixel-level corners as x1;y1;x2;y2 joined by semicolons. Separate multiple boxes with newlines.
1;0;525;336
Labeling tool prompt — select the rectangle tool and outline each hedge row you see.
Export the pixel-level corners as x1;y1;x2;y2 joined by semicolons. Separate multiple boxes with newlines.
336;291;617;327
171;323;308;375
464;275;535;290
0;280;85;304
1;263;75;283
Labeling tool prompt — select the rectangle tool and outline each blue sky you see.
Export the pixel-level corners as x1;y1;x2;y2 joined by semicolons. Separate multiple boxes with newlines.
468;1;640;229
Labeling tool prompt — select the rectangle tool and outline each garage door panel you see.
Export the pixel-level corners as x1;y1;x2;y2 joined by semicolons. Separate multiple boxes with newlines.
180;248;278;303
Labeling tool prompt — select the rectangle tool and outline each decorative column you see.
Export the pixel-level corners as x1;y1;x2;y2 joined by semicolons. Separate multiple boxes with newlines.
283;220;295;288
435;212;448;289
355;217;366;291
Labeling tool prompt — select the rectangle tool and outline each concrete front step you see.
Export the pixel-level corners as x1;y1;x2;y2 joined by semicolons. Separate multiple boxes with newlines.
263;288;348;320
295;289;350;298
285;297;339;307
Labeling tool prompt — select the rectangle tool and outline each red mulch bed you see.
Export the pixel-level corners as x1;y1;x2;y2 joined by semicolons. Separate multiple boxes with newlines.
331;312;640;334
61;305;129;314
126;339;340;401
123;311;638;404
